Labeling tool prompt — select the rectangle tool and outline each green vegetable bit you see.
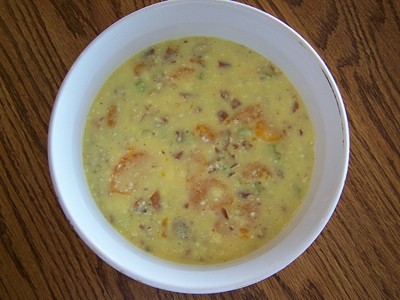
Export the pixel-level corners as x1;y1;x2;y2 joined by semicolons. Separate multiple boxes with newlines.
135;79;146;92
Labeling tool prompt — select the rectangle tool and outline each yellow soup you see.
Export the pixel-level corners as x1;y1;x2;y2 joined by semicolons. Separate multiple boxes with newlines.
83;37;314;264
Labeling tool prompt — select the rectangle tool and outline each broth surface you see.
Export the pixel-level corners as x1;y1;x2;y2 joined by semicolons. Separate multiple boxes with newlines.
83;37;314;264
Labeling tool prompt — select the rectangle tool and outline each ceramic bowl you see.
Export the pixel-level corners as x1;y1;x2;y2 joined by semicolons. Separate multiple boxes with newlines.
48;0;349;293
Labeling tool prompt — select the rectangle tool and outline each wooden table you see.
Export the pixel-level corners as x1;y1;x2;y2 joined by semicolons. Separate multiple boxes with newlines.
1;0;399;298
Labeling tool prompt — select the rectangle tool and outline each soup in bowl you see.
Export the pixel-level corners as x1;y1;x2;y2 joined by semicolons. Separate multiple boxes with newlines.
48;0;349;293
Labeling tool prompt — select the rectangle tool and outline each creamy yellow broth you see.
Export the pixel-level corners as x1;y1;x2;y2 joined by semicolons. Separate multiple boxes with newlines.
83;37;314;264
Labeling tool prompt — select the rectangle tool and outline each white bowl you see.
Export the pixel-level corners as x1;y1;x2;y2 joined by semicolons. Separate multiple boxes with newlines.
48;0;349;294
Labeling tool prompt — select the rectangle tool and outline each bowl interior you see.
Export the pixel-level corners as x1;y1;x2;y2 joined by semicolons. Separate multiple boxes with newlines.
49;0;349;293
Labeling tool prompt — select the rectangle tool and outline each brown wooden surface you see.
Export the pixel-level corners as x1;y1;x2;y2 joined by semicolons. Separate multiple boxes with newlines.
1;0;399;299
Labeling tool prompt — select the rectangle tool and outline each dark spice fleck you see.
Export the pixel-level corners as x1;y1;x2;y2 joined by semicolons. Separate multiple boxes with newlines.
239;191;251;199
220;90;230;100
218;60;231;68
221;207;229;220
164;47;178;61
292;101;299;113
143;48;155;58
179;92;192;99
176;130;185;143
217;110;228;122
231;98;242;109
173;151;184;159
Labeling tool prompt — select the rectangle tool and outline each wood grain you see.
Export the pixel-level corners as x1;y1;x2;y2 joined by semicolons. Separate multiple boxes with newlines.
1;0;399;299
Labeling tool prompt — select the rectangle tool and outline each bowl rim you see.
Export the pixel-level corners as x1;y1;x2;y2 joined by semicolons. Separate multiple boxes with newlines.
48;0;350;294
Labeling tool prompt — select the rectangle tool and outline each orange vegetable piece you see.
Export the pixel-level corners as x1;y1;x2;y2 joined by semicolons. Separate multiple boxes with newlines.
188;178;233;211
242;162;271;179
170;67;195;79
226;104;263;125
150;190;161;210
195;124;216;142
134;63;146;76
239;227;250;240
238;201;261;221
107;104;118;128
190;57;204;66
109;148;146;195
185;151;208;180
254;120;282;142
161;217;168;238
213;214;233;235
